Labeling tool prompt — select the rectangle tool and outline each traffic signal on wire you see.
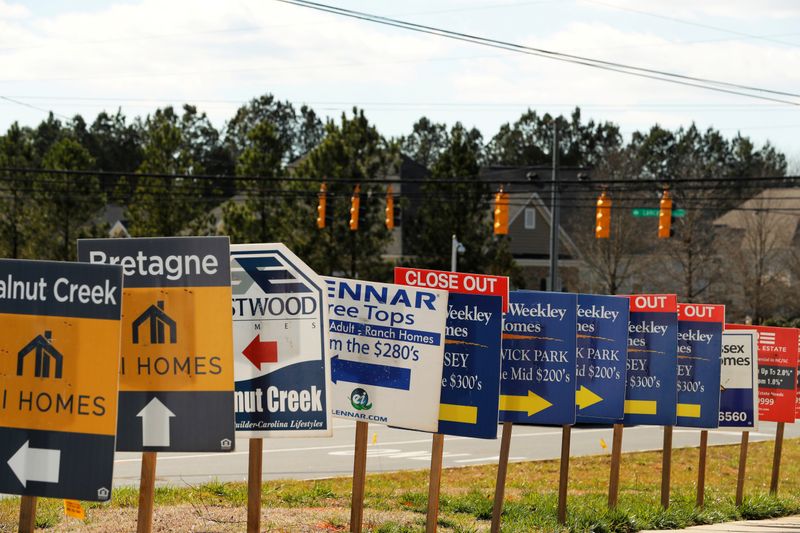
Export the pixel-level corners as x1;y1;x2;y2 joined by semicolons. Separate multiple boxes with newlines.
595;191;611;239
385;185;395;230
493;187;509;235
316;183;327;229
349;184;361;231
658;190;673;239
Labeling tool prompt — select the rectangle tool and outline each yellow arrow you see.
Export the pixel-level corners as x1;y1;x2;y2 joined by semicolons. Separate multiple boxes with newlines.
499;390;553;416
677;403;701;418
439;403;478;424
576;386;603;410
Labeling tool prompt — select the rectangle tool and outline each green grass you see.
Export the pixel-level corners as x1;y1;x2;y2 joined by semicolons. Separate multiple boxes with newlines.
3;437;800;531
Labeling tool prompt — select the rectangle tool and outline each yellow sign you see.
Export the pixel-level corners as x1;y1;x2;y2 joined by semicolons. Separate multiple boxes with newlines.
64;500;86;520
119;287;233;391
78;236;235;453
0;260;123;502
1;315;120;435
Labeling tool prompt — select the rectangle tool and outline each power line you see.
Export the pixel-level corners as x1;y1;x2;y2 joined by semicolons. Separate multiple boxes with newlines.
582;0;800;49
275;0;800;107
2;166;797;187
0;96;72;121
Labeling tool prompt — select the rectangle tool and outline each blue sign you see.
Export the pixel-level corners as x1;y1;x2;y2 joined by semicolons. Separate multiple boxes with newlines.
437;292;503;439
719;331;758;430
623;295;678;426
500;291;577;425
231;244;331;437
676;304;724;428
575;294;630;423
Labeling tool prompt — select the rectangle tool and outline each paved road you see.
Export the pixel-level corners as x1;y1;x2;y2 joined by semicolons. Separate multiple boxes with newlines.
641;515;800;532
112;422;799;487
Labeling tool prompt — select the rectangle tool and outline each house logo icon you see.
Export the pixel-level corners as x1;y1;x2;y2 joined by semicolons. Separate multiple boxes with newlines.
97;487;110;500
220;438;232;450
132;300;177;345
17;330;63;379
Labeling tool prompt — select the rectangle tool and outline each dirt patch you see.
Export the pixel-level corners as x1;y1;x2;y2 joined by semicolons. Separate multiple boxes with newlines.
43;505;426;532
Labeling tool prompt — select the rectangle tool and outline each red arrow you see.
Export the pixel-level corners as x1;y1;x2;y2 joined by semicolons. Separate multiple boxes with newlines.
243;335;278;369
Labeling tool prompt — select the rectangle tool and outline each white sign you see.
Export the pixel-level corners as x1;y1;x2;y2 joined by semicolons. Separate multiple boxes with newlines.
232;244;332;437
719;330;759;431
324;276;448;432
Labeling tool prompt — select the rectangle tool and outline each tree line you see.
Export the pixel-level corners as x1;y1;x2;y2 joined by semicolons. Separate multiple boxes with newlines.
0;93;791;322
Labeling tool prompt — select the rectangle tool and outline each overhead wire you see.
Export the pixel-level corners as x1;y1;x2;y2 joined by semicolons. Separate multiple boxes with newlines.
275;0;800;106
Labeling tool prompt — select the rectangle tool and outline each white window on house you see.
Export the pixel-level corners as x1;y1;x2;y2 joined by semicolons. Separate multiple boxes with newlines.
524;208;536;229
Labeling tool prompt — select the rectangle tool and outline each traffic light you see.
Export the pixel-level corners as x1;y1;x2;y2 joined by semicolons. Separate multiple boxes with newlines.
349;184;361;231
385;185;395;230
316;183;327;229
493;187;509;235
595;191;611;239
658;190;673;239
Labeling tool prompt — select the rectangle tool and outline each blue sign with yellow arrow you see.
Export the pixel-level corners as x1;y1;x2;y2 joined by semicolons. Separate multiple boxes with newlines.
623;295;679;426
575;294;630;423
500;291;577;425
437;292;503;438
676;304;725;428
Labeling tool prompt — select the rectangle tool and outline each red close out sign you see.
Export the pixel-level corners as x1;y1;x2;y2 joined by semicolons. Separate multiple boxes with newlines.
393;267;509;312
726;324;798;423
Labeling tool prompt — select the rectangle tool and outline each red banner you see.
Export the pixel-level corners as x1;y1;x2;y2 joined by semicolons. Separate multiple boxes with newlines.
627;294;677;313
393;267;509;311
726;324;798;423
678;303;725;323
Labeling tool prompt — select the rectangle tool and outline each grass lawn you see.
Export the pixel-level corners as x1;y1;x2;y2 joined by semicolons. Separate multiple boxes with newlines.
2;435;800;532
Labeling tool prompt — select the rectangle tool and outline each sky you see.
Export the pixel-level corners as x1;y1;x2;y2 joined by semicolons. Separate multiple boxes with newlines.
1;0;799;165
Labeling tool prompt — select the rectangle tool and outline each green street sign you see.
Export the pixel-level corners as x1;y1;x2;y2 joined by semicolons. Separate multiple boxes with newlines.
632;208;685;218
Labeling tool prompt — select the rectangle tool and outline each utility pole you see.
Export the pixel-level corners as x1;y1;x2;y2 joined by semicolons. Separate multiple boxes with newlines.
548;121;560;292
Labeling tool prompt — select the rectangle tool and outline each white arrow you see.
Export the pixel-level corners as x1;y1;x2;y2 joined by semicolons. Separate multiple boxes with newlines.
137;397;176;447
8;441;60;487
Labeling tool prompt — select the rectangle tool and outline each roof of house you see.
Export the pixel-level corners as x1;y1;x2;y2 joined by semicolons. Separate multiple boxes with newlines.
713;188;800;248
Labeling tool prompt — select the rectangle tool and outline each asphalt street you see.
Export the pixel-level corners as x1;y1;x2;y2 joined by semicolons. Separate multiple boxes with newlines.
112;421;798;487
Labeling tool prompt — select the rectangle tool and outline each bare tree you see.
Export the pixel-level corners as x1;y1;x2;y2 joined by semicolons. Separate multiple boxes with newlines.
720;197;787;323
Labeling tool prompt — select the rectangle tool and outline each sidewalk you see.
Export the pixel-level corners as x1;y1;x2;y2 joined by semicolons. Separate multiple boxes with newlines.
640;515;800;532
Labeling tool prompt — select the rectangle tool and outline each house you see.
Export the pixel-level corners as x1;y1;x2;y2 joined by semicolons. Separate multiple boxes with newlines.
478;165;590;291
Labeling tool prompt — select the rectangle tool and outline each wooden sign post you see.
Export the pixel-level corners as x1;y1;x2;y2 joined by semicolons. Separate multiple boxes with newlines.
660;426;673;509
770;422;785;494
137;451;157;533
696;430;708;507
18;496;37;533
557;424;572;524
608;423;624;508
425;434;446;533
491;422;513;533
247;439;263;533
350;421;369;533
736;431;749;506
